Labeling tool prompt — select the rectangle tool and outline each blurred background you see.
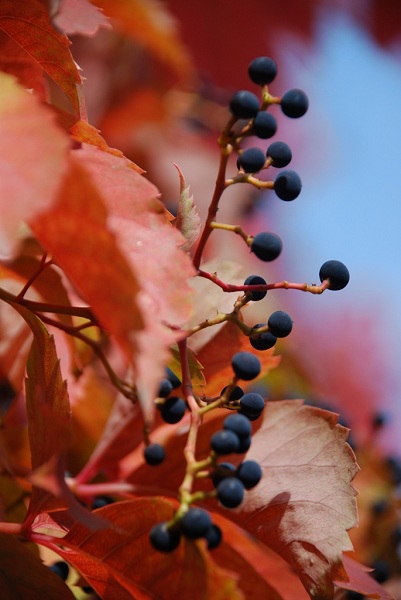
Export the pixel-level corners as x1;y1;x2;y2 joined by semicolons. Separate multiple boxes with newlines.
71;1;401;595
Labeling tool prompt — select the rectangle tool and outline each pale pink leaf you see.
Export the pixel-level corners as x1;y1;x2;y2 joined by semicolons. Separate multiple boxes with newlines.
173;163;201;252
238;400;359;600
51;0;111;36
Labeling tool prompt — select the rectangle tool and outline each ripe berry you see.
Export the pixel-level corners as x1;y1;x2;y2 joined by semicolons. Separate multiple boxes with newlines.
239;392;265;420
160;396;186;424
180;508;212;539
165;367;181;389
237;460;262;489
248;56;277;85
237;147;266;173
223;413;252;439
210;429;240;455
243;275;267;301
267;310;293;337
211;462;236;487
231;352;261;381
49;561;69;580
250;324;277;350
281;89;309;118
237;434;252;453
204;524;222;549
149;522;181;552
220;385;244;401
229;90;260;119
216;477;245;508
319;260;350;291
91;496;114;509
267;141;292;167
144;443;165;466
158;378;173;398
250;232;282;262
274;170;302;201
252;111;277;139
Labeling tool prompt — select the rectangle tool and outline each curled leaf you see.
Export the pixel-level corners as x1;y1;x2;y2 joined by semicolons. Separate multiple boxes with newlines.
173;163;201;252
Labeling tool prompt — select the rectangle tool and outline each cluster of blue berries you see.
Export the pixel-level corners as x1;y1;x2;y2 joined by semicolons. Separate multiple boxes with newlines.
149;352;265;553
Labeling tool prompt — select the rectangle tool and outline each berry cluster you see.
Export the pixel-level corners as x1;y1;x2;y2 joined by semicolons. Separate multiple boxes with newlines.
145;57;350;556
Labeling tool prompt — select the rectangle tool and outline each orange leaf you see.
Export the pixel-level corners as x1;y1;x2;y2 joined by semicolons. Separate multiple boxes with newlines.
29;156;144;362
0;0;82;115
93;0;193;80
197;320;280;398
236;400;359;600
0;532;75;599
0;72;69;257
51;497;242;600
0;31;46;99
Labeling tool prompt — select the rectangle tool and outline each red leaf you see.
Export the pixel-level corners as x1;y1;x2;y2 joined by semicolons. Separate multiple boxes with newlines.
0;532;75;599
236;400;359;600
51;0;110;36
29;156;144;363
211;512;310;600
0;31;46;99
335;555;396;600
49;497;242;600
0;0;82;115
0;72;69;257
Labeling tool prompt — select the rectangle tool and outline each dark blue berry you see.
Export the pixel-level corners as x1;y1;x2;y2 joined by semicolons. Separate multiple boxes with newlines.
160;396;186;424
211;462;236;487
250;232;282;262
217;477;245;508
158;378;173;398
244;275;267;301
237;460;262;489
237;434;252;453
274;170;302;201
267;141;292;167
370;559;391;583
165;367;181;389
237;147;266;173
49;561;69;580
220;385;244;401
180;508;212;539
210;430;240;455
204;524;222;549
149;522;181;552
281;89;309;118
91;496;114;509
250;324;277;350
231;352;261;381
252;111;277;139
229;90;260;119
144;443;165;466
223;413;252;439
248;57;277;85
319;260;350;291
267;310;293;338
239;392;265;420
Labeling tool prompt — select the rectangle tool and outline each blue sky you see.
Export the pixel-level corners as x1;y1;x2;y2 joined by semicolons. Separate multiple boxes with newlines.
265;10;401;450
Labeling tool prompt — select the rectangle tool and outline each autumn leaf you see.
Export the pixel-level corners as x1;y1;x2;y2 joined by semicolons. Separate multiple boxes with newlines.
49;498;242;600
0;533;75;599
174;163;201;252
0;31;46;99
0;0;82;115
335;555;396;600
51;0;110;36
29;156;144;363
235;400;359;600
92;0;193;80
0;72;69;257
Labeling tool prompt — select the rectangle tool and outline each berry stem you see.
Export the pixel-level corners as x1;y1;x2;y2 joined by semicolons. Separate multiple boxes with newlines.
14;252;52;301
197;269;331;295
210;221;252;245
